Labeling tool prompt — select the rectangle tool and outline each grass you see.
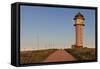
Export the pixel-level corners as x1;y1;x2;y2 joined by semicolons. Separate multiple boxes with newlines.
20;48;96;64
20;49;57;64
65;48;96;61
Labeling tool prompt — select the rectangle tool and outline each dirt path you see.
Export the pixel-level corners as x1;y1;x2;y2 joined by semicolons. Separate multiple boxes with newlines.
44;49;76;62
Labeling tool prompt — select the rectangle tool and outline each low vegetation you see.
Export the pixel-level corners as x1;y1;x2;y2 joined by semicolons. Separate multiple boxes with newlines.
20;48;96;64
65;48;96;61
20;49;57;64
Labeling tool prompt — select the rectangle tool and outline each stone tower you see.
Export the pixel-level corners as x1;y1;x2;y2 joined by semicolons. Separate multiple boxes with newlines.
73;12;85;48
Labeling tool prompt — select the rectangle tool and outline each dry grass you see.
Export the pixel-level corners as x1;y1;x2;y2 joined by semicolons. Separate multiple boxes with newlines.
20;49;57;64
65;48;96;61
20;48;96;64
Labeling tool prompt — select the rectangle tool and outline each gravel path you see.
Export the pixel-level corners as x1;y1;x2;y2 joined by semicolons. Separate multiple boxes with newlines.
44;49;76;62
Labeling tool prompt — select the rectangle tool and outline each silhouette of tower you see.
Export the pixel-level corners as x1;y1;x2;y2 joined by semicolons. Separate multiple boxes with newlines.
73;12;85;48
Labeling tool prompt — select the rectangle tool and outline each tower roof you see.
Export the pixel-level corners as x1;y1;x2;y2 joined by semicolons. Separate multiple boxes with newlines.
74;12;85;20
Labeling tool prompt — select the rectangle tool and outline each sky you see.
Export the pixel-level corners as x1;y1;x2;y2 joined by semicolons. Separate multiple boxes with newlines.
20;5;96;51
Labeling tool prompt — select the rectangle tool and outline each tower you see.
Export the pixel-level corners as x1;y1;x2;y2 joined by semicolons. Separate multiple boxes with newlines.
73;12;85;48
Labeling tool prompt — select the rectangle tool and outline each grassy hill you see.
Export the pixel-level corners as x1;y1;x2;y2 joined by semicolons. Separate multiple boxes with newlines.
20;49;57;64
65;48;96;61
20;48;96;64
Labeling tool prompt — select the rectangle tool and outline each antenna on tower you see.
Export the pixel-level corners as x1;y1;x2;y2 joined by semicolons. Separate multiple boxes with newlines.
37;32;39;50
45;42;47;50
49;40;51;48
52;40;54;49
51;40;53;49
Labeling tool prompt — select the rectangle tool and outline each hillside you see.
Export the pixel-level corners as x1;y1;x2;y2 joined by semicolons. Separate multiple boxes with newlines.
20;48;96;64
65;48;96;61
20;49;57;64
